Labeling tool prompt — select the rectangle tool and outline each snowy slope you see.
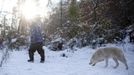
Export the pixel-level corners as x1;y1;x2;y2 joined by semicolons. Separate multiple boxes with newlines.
0;44;134;75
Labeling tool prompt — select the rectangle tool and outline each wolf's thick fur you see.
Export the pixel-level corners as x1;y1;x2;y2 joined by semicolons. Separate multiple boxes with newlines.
89;47;128;70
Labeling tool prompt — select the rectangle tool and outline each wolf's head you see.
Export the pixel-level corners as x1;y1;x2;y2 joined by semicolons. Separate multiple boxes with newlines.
89;57;96;66
89;51;104;66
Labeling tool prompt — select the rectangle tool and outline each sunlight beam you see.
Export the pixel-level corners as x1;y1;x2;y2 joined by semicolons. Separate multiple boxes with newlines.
20;0;40;20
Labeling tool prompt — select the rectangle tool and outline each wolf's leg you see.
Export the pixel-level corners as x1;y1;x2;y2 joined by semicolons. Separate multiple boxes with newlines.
118;56;128;70
113;57;119;68
105;58;108;67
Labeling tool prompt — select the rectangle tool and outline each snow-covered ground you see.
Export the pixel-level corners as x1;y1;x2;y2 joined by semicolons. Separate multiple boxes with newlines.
0;43;134;75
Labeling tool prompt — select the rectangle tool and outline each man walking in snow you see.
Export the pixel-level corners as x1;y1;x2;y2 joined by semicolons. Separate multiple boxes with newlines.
28;16;45;63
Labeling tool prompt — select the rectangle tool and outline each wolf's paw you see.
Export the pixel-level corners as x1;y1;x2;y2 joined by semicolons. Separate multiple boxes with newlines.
126;67;128;70
104;65;108;68
113;66;118;69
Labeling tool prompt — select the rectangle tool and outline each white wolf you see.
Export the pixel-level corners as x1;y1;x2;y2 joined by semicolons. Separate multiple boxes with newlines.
89;47;128;70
